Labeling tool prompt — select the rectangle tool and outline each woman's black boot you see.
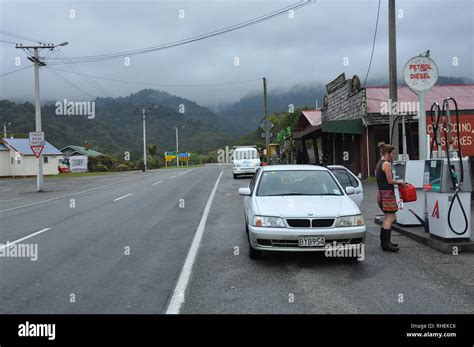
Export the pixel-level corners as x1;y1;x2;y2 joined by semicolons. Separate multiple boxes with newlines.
381;227;398;247
381;229;399;252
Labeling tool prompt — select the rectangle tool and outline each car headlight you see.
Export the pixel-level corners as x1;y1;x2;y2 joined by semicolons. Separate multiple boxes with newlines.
336;214;364;227
253;215;285;228
233;162;240;167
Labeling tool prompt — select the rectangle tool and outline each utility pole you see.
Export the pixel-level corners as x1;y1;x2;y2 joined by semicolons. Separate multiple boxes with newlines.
3;122;11;138
175;127;179;168
137;105;158;172
388;0;399;156
263;77;269;162
142;108;147;171
16;42;68;192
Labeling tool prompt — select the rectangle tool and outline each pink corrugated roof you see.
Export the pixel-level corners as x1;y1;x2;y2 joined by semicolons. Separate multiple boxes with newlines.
366;84;474;113
301;110;321;126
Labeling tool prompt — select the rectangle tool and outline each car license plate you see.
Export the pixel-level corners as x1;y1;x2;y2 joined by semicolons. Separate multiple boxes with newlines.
298;236;325;247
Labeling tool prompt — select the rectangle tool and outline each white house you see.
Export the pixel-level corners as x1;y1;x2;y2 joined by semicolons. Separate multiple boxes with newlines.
0;138;62;177
60;144;103;173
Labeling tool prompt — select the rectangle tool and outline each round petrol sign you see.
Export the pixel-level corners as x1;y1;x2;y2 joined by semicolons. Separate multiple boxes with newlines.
403;55;438;92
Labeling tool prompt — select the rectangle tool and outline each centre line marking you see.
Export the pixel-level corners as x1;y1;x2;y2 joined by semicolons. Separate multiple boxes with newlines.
169;176;176;179
153;181;163;186
113;193;132;202
165;169;224;314
0;175;143;214
0;228;51;250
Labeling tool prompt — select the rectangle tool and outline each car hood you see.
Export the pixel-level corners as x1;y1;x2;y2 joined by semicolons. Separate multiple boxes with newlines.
254;195;359;218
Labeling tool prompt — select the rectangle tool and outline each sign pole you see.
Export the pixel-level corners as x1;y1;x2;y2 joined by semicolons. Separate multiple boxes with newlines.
418;91;427;160
403;52;438;161
33;48;44;192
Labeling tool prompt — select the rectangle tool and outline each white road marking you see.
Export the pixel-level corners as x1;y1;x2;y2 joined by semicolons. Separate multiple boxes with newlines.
177;170;191;176
113;193;133;202
0;228;51;250
169;176;176;179
153;181;163;186
0;175;143;214
166;170;224;314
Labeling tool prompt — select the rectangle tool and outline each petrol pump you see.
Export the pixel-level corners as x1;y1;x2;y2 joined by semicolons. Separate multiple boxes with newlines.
393;160;426;225
423;98;472;240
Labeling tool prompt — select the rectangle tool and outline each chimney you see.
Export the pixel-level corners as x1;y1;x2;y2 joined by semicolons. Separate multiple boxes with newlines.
84;141;90;150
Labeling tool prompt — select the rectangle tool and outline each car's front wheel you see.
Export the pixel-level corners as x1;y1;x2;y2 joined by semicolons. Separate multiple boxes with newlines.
248;242;264;259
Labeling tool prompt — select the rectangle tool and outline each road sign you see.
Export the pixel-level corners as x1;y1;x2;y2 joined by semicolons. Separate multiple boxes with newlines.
29;131;45;158
179;152;190;158
403;54;438;160
403;55;438;92
259;119;273;131
261;132;272;138
31;146;44;158
29;131;45;146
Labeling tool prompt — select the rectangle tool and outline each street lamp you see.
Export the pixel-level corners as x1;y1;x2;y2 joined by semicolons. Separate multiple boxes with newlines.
16;41;68;191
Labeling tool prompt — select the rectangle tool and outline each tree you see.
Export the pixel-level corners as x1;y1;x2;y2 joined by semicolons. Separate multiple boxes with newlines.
147;144;158;157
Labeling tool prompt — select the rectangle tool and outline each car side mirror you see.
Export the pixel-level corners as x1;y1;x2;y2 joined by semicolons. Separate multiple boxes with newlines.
238;187;251;196
345;186;355;195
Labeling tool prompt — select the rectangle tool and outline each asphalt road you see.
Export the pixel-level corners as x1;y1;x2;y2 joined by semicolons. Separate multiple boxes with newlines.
0;165;220;313
0;164;472;314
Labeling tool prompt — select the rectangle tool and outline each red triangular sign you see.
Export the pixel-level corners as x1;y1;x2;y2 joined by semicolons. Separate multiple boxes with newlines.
432;200;440;219
31;146;44;158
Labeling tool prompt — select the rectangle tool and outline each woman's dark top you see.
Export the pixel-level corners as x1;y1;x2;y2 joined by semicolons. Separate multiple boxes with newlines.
376;159;394;191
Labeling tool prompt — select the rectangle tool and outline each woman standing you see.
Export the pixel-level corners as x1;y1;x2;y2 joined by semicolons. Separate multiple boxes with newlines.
376;142;406;252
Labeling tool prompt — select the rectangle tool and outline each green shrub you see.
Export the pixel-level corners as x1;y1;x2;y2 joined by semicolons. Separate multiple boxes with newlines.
95;163;108;172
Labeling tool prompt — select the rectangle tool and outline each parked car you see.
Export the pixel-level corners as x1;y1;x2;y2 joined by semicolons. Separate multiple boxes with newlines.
232;146;260;179
327;165;363;207
238;165;366;258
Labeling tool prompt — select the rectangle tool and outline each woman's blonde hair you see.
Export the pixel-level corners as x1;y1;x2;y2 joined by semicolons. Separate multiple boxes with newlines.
378;141;395;156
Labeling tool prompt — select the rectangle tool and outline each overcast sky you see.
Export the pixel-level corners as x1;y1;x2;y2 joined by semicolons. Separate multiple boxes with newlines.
1;0;473;108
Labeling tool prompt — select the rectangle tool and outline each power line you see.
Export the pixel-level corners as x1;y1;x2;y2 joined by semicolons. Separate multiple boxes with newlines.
0;65;34;77
47;66;262;87
47;1;315;64
0;39;18;45
363;0;381;88
45;66;96;99
53;50;111;97
0;29;47;44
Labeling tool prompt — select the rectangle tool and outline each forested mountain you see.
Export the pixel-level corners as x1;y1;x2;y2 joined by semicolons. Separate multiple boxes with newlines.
0;89;238;160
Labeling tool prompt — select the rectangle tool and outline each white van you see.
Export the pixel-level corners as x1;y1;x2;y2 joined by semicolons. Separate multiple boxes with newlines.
232;146;260;178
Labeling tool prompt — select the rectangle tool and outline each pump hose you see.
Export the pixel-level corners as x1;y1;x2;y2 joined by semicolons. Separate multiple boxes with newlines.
443;97;468;236
447;189;469;235
429;103;441;156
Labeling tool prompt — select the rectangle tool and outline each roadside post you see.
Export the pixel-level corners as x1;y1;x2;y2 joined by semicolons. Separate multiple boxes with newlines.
29;131;45;191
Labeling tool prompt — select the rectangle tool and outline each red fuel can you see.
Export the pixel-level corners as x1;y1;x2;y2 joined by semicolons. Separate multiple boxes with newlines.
399;183;417;202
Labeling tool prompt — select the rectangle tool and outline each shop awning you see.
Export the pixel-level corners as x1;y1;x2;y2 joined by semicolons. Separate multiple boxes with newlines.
322;119;364;135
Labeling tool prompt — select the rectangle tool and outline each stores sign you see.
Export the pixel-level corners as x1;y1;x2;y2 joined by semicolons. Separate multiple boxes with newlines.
403;55;439;92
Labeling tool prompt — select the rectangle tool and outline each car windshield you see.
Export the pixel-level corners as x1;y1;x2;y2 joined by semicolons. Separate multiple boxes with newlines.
256;170;343;196
234;149;258;160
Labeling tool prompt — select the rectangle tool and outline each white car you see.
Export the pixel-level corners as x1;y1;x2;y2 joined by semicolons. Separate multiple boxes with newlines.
232;146;260;179
327;165;364;207
238;165;366;258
